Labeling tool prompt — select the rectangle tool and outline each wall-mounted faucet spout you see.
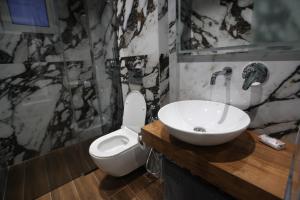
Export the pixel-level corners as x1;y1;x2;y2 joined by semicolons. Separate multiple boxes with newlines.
242;63;269;90
210;67;232;85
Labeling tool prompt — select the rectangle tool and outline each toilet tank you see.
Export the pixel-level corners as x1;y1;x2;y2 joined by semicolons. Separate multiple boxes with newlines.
122;91;147;133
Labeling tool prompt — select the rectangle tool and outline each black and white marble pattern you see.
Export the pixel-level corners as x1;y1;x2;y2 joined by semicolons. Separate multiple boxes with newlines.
159;53;169;105
117;0;159;57
116;0;170;120
0;62;74;166
0;0;117;166
0;32;64;63
58;0;91;61
120;55;160;122
67;61;100;130
103;59;124;132
0;0;171;167
117;0;155;48
26;33;62;62
158;0;170;105
246;65;300;142
180;0;253;50
0;0;90;63
158;0;168;20
167;0;180;101
143;55;160;121
168;0;300;144
86;0;123;132
177;61;300;143
0;33;28;64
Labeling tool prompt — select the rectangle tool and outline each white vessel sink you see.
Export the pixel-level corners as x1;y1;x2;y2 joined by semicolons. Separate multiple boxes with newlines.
158;100;251;146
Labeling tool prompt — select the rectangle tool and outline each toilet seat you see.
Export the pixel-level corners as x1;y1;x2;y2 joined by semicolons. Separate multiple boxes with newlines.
89;127;138;158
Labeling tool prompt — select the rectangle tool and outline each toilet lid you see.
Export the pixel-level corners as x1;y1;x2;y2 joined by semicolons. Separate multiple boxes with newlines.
122;91;146;133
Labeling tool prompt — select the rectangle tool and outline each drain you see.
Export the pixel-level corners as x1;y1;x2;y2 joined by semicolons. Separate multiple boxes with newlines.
194;127;206;132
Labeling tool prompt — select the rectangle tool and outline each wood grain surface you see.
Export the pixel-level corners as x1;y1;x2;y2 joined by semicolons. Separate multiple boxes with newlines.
142;120;297;200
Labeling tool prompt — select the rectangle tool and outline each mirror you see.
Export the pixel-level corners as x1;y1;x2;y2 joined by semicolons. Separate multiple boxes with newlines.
177;0;300;59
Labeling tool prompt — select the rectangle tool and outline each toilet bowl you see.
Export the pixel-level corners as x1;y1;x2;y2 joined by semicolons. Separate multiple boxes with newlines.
89;91;148;177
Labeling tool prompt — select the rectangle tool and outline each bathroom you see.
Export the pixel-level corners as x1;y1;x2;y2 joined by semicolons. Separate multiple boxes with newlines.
0;0;299;199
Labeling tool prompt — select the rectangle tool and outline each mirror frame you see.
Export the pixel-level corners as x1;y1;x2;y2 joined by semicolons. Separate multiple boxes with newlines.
0;0;58;34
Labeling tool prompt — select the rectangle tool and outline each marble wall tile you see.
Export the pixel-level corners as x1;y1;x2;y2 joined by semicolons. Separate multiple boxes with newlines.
55;0;90;61
159;53;169;106
168;0;180;101
158;0;170;106
0;0;119;167
158;0;168;54
66;61;100;131
0;33;28;64
0;32;63;63
178;61;300;143
0;0;91;64
0;0;172;168
116;0;170;122
25;33;62;62
180;0;253;50
86;0;123;132
101;60;124;132
168;0;300;144
116;0;300;146
117;0;159;57
120;55;160;122
0;62;75;166
143;54;160;121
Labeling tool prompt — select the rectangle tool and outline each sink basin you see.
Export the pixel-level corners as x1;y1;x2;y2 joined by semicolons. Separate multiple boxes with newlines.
158;100;251;146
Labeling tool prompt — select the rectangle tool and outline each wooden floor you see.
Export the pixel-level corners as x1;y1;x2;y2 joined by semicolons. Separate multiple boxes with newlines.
4;137;163;200
35;167;163;200
5;138;99;200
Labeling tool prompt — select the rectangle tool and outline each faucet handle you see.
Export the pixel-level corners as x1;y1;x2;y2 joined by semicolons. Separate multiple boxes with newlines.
242;63;269;90
242;64;256;79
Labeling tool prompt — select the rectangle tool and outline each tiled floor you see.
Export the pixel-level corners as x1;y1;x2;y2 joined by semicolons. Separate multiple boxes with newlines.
35;167;163;200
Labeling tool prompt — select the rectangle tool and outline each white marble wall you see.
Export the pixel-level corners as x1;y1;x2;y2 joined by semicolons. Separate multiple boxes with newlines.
168;0;180;101
0;62;76;166
158;0;170;106
116;0;170;120
86;0;122;132
168;0;300;143
180;0;253;50
117;0;159;57
120;55;160;121
0;0;171;167
178;61;300;142
0;0;117;167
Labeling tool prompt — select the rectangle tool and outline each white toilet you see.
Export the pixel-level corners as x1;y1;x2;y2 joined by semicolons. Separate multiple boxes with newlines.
89;91;148;177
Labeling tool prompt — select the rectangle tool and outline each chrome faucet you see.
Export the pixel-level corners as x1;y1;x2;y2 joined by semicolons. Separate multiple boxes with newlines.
210;67;232;85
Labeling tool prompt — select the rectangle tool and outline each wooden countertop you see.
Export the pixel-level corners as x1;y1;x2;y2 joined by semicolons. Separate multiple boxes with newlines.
142;120;296;200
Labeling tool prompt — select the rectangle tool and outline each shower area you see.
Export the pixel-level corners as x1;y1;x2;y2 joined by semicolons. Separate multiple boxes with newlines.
0;0;122;199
